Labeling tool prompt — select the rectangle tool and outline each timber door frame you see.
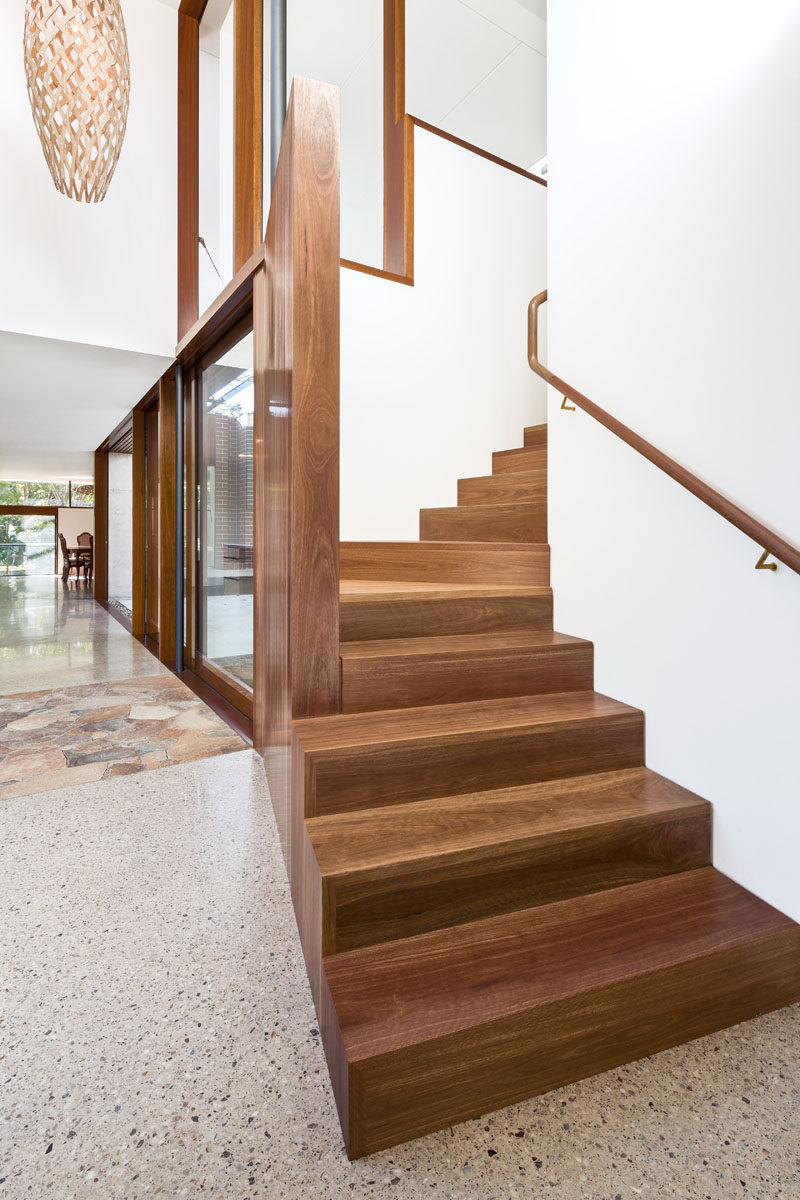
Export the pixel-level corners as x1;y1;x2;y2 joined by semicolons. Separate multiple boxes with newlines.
127;373;178;666
181;308;256;722
144;401;161;644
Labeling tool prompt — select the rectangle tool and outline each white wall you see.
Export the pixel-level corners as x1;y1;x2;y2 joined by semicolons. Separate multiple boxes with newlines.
0;0;176;358
57;509;95;576
341;126;547;540
548;0;800;919
108;453;133;606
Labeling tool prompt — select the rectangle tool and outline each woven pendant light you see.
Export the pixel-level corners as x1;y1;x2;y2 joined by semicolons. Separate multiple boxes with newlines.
23;0;131;203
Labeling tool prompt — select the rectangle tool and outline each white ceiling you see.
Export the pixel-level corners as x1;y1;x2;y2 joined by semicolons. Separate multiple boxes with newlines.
515;0;547;20
406;0;547;169
0;332;171;482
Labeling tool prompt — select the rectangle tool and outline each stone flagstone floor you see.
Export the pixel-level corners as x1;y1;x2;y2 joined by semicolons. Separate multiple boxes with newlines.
0;673;245;800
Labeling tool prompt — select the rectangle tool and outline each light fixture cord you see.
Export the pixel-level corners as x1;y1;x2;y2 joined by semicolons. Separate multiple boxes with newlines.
198;236;223;281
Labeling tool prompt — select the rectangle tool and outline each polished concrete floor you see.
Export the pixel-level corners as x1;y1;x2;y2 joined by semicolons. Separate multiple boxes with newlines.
0;576;167;695
2;577;800;1198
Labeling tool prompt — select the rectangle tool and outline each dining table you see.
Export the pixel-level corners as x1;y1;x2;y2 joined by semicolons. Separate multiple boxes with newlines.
65;545;93;581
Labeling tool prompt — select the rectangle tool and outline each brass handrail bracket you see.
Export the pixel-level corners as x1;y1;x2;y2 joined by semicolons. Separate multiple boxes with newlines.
755;550;777;572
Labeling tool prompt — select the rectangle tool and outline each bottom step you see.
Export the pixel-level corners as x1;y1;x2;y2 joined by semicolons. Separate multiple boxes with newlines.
324;868;800;1158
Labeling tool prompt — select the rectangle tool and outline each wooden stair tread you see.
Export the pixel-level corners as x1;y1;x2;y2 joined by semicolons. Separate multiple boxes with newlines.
342;540;546;554
524;424;547;447
294;689;640;752
458;470;547;505
421;502;547;517
325;867;797;1060
339;580;554;643
308;766;708;876
340;541;549;585
338;630;593;711
339;629;586;661
420;503;547;545
309;768;710;953
339;579;550;598
493;446;547;474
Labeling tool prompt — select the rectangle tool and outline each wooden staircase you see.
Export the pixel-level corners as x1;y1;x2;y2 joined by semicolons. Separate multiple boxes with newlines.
289;424;800;1159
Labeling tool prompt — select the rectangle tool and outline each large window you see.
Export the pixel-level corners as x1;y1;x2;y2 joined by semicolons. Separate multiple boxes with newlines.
0;481;94;506
288;0;383;266
0;513;56;576
198;0;235;312
197;328;254;691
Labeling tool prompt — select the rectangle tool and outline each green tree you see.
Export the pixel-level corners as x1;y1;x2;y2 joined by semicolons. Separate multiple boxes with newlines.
0;480;68;505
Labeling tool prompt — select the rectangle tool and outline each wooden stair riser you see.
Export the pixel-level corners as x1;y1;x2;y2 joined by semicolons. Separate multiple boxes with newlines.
340;927;800;1157
340;542;550;585
524;424;548;448
420;502;547;544
339;637;593;713
493;446;547;474
318;806;711;954
340;588;554;641
300;711;645;817
458;470;547;506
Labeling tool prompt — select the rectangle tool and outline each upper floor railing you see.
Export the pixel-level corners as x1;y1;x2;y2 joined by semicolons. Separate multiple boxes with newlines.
527;290;800;576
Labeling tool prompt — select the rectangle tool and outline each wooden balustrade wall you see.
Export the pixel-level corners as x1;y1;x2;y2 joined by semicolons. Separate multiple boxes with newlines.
170;75;341;818
253;76;341;862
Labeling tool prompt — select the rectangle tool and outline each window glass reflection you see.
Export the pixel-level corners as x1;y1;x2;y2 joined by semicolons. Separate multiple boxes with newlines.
199;329;254;690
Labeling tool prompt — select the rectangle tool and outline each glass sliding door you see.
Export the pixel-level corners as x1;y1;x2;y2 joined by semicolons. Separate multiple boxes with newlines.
197;327;254;695
107;451;133;617
145;405;160;641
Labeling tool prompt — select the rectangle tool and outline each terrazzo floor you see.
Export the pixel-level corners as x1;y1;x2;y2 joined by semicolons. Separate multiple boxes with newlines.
2;749;800;1200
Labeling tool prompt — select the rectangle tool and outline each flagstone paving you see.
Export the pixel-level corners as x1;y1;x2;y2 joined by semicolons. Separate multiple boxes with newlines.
0;673;245;799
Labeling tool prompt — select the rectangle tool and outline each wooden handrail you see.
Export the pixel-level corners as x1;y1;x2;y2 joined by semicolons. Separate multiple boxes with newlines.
528;290;800;576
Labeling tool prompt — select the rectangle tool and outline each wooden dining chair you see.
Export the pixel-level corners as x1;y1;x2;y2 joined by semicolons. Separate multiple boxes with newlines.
76;531;93;583
59;533;83;582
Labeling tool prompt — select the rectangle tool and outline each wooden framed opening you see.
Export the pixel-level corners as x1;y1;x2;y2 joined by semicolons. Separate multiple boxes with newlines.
183;311;256;722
